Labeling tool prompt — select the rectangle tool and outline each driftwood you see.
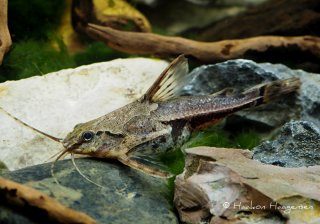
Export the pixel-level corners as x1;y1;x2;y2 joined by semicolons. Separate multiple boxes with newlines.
189;0;320;41
0;0;11;64
0;177;96;224
174;147;320;224
85;23;320;63
72;0;151;33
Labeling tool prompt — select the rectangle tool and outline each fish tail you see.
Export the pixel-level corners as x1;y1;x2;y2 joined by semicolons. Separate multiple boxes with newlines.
244;77;300;105
262;77;300;103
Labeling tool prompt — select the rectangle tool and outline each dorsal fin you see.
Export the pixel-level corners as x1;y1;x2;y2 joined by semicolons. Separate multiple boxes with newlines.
143;55;189;102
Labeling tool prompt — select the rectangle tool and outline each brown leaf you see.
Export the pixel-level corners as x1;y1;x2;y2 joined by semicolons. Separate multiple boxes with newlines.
174;147;320;223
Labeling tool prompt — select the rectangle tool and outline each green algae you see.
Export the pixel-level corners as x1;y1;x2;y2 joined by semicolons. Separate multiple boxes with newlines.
0;39;75;81
73;42;129;66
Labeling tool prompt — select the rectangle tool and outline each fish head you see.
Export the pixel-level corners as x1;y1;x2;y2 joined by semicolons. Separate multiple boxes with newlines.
62;121;125;158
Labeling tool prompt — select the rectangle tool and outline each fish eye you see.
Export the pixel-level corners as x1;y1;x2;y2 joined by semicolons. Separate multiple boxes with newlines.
82;131;94;142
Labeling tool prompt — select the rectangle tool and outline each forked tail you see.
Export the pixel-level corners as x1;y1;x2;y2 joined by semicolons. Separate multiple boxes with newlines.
263;77;300;103
244;77;300;105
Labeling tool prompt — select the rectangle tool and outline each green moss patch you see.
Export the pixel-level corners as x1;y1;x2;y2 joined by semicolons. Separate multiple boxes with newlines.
0;39;75;81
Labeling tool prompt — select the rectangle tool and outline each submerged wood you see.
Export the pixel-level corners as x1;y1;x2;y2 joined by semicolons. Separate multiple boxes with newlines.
72;0;151;33
0;0;11;64
192;0;320;41
85;23;320;63
0;177;96;223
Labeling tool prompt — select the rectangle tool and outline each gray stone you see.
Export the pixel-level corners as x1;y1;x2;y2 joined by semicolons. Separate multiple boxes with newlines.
253;120;320;167
0;158;178;224
181;59;320;128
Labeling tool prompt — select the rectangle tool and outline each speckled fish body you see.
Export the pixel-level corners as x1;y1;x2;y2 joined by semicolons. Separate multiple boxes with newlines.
62;55;300;177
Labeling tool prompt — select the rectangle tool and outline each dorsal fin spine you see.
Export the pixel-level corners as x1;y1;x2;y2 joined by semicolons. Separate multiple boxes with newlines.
143;55;189;102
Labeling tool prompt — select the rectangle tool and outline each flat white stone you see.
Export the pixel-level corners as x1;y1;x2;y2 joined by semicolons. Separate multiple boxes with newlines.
0;58;168;170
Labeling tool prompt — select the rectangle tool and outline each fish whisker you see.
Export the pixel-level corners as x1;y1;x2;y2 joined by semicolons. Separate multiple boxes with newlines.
71;153;105;188
51;148;70;185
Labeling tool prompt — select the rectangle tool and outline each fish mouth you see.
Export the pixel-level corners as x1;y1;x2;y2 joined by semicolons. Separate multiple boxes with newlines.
62;141;81;151
62;143;98;157
54;148;70;162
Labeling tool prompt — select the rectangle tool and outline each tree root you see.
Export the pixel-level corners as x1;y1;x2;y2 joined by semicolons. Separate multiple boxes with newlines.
85;23;320;63
0;0;12;65
0;177;96;224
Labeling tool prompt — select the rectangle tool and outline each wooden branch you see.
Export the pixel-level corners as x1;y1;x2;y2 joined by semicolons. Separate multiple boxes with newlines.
192;0;320;41
85;23;320;63
0;0;12;65
0;177;96;224
72;0;151;33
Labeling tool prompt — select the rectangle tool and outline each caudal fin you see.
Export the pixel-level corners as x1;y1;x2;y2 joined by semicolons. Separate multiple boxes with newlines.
244;77;300;105
263;77;300;103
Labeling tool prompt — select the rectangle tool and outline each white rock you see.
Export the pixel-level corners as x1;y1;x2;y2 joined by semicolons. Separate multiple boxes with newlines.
0;58;168;170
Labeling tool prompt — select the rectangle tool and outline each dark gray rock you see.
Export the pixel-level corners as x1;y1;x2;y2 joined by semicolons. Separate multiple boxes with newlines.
253;120;320;167
182;59;320;128
259;62;320;128
0;158;178;224
299;75;320;128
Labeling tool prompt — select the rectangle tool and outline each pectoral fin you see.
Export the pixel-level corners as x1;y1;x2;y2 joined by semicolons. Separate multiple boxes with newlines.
118;155;173;178
143;55;190;102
